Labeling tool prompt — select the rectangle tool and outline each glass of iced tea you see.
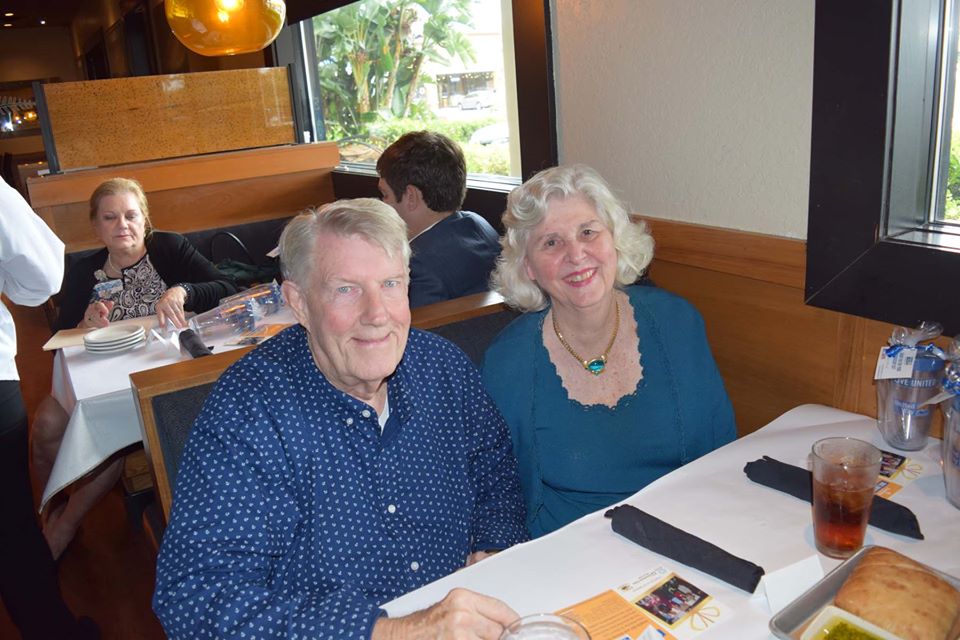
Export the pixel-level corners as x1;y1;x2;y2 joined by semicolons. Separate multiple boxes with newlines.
811;437;882;559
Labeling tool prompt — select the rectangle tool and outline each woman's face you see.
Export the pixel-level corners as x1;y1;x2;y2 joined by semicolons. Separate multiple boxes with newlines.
93;192;147;254
524;194;618;312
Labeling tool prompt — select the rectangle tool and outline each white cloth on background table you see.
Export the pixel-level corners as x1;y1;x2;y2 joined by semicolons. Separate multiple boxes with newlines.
41;307;296;510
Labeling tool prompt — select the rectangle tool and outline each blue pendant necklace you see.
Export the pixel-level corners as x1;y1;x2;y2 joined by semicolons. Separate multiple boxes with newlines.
552;299;620;376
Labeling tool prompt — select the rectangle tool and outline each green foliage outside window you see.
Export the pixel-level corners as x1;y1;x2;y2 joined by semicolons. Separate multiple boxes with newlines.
946;135;960;221
312;0;511;176
369;116;495;144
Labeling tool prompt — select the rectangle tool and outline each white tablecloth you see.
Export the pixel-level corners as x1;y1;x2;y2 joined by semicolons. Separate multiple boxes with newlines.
383;404;960;638
42;309;296;510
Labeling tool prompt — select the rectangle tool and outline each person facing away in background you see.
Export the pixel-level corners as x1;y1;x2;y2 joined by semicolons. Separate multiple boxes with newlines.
377;130;501;307
0;176;99;639
32;177;236;559
154;198;528;639
482;164;736;538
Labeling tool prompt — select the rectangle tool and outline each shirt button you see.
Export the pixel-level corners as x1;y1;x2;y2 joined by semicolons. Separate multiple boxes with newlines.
410;561;420;571
387;504;397;514
345;417;354;426
361;409;371;418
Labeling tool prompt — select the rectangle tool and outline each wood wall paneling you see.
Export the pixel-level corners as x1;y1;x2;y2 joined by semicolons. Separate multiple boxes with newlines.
27;142;339;252
27;141;339;208
650;260;839;435
645;218;806;289
43;68;295;170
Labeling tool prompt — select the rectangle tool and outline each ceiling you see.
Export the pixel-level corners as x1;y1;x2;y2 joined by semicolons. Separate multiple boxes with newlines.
0;0;81;29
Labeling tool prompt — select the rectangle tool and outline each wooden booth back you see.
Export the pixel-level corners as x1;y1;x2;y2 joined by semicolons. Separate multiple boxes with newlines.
38;68;295;173
26;142;340;254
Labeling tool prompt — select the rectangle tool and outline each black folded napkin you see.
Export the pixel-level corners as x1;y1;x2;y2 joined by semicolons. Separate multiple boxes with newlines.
604;504;765;593
179;329;213;358
743;456;924;540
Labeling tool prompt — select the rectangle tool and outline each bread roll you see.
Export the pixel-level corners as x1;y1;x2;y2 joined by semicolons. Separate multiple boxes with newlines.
834;547;960;640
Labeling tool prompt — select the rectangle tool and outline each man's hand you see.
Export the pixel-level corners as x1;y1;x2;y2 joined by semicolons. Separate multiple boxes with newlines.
156;285;188;329
80;300;114;328
372;588;518;640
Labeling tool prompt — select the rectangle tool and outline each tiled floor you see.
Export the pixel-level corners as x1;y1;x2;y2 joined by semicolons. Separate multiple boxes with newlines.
1;303;165;639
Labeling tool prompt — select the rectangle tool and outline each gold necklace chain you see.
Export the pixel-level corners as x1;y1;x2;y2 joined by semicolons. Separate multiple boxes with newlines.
106;253;123;277
552;298;620;376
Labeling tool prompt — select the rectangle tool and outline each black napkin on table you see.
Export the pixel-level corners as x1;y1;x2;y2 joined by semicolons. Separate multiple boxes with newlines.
604;504;765;593
179;329;213;359
743;456;924;540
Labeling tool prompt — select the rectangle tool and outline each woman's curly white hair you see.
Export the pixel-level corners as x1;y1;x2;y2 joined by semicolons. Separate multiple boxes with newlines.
491;164;655;312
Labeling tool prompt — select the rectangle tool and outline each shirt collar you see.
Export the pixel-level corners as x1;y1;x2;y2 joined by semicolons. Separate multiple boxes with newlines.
409;213;452;241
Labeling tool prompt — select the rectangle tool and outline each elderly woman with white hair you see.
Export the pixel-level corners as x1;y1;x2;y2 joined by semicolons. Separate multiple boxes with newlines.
482;164;735;538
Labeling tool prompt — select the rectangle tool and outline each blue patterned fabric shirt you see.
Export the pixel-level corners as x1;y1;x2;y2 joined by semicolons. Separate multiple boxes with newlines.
154;325;527;639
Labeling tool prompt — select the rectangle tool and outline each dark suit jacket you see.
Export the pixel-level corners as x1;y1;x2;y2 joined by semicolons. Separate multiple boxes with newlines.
409;211;500;308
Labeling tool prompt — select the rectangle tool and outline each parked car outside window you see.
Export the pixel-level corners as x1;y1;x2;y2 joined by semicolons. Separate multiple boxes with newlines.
460;90;496;110
470;122;509;145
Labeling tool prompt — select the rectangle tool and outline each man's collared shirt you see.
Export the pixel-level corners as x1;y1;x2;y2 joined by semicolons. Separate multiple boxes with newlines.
154;325;527;639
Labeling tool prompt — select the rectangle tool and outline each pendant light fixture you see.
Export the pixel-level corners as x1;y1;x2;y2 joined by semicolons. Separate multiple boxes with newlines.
165;0;286;56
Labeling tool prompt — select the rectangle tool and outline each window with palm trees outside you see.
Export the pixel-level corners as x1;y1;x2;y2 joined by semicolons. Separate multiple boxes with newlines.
302;0;521;178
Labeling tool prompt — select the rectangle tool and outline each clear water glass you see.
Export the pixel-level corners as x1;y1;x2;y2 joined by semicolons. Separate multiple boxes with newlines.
500;614;591;640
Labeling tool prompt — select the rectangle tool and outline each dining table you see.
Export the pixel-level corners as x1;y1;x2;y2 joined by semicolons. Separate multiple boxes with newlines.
42;307;295;511
383;404;960;638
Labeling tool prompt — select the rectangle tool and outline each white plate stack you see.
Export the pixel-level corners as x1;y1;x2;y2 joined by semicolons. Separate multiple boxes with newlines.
83;325;146;355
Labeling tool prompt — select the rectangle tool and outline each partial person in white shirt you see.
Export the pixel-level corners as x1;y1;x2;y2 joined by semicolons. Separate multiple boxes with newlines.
0;176;99;639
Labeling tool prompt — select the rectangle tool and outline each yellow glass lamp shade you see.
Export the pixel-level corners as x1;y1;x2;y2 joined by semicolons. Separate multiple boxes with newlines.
165;0;286;56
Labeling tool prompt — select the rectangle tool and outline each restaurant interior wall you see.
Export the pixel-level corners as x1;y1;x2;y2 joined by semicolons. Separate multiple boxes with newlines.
0;27;79;157
1;0;269;175
0;27;78;84
551;0;813;239
70;0;123;58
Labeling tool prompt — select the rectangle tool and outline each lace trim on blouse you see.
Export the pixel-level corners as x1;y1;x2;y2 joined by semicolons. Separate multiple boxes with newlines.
539;297;645;413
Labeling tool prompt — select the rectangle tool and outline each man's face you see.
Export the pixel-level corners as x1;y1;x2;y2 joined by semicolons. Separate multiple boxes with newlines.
378;178;403;214
284;231;411;399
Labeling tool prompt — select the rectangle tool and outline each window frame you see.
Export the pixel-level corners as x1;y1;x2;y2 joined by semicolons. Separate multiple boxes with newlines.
806;0;960;335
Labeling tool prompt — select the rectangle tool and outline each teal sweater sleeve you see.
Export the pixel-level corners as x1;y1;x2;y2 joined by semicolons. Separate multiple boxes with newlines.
481;312;544;530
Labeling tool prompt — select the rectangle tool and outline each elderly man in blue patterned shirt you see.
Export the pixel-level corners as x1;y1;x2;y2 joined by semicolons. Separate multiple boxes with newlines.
154;198;528;639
